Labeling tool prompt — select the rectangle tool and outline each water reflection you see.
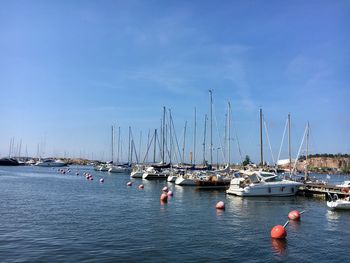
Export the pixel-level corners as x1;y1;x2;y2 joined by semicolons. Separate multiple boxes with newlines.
271;238;287;256
288;220;301;231
326;210;340;221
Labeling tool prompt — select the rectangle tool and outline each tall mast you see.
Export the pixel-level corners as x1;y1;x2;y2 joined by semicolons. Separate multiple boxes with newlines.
260;108;263;166
128;126;131;164
209;90;213;166
111;125;114;163
228;101;231;167
153;129;157;163
169;110;172;164
162;106;166;163
193;107;197;165
305;122;310;181
117;127;121;163
203;114;207;165
288;113;292;174
182;121;187;163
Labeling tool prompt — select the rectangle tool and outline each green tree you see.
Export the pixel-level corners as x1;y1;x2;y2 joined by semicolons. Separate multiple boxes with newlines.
242;155;251;166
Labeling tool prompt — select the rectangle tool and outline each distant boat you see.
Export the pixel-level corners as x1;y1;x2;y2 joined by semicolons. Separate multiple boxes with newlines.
35;159;67;167
226;171;303;196
0;158;20;166
327;193;350;210
108;164;132;173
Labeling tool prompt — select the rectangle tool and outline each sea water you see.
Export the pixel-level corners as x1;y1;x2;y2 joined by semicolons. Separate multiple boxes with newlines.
0;166;349;262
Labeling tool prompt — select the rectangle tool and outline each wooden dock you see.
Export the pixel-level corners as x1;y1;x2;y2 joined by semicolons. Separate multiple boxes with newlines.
298;183;350;199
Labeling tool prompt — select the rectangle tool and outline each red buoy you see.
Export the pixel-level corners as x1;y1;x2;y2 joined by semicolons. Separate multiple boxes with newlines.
288;210;301;221
215;201;225;210
167;190;173;197
127;182;132;186
271;225;287;239
138;184;144;189
160;193;168;202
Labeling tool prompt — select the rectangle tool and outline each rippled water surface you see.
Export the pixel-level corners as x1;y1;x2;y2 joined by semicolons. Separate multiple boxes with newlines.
0;166;349;262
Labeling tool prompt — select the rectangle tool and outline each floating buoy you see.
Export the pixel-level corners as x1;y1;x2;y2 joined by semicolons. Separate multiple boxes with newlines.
215;201;225;210
271;225;287;239
127;182;132;186
100;178;104;183
288;210;301;221
160;193;168;202
167;190;173;197
138;184;144;189
162;186;168;192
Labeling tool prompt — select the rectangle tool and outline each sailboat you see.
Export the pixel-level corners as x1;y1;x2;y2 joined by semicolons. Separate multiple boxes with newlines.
109;126;132;173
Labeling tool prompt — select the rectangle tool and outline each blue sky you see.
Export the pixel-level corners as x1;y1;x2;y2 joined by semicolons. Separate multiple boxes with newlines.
0;0;349;164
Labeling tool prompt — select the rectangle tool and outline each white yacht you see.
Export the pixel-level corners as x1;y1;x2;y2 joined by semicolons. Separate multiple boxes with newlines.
35;159;67;167
327;194;350;210
226;171;303;197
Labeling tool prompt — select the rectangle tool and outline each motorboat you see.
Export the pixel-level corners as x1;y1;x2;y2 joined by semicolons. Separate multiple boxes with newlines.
35;159;67;167
327;193;350;210
226;170;303;196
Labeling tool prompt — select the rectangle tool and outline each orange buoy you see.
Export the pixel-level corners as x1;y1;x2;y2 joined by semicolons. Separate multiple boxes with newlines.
162;186;168;192
271;225;287;239
160;193;168;202
138;184;144;189
127;182;132;186
288;210;301;221
215;201;225;210
167;190;173;197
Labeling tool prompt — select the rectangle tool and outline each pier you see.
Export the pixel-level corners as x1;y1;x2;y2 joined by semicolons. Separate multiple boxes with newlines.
298;183;350;199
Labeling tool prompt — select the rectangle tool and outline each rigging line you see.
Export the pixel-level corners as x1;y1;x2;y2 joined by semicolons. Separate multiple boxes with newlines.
292;123;308;174
263;118;275;165
212;103;227;164
231;119;243;163
142;132;155;163
277;117;288;165
130;129;139;163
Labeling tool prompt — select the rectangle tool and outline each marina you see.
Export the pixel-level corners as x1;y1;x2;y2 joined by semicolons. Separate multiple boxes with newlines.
1;1;349;262
1;165;350;262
